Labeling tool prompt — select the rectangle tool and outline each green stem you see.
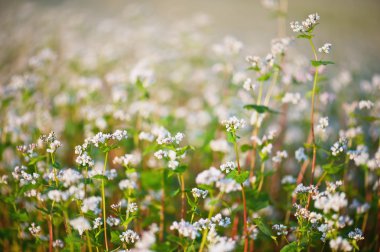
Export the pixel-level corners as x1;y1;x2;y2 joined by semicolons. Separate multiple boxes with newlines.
101;151;109;251
307;38;319;207
234;139;249;252
198;193;223;252
257;162;265;192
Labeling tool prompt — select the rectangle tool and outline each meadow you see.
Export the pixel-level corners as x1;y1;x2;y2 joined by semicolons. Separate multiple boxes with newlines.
0;1;379;251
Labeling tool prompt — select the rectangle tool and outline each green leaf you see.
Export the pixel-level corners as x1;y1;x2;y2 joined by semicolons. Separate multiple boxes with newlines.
111;231;121;245
245;190;270;211
226;132;236;143
173;165;187;174
257;73;271;82
243;104;279;114
226;170;249;184
322;162;345;175
91;174;108;180
241;144;253;153
186;193;198;208
280;241;298;252
310;60;334;67
297;34;313;39
253;218;276;243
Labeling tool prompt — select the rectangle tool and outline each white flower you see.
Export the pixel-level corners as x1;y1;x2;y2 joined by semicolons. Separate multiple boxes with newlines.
281;175;296;184
219;161;237;173
29;223;41;237
93;217;102;229
295;147;307;162
317;117;329;131
348;228;364;241
191;188;208;199
331;137;347;156
212;36;243;56
358;100;374;110
127;202;138;213
318;43;332;54
106;216;120;227
81;196;101;214
196;167;223;185
119;179;137;190
70;217;91;235
221;116;246;132
282;92;301;104
170;220;198;240
120;230;140;243
329;237;352;252
272;150;288;163
290;13;320;33
210;139;229;153
47;190;67;202
272;224;288;236
314;192;348;213
58;169;83;187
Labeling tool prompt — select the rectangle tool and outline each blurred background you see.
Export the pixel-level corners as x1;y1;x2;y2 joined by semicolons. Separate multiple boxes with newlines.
1;0;380;81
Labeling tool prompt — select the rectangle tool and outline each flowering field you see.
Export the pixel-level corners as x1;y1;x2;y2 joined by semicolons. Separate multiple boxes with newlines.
0;1;379;252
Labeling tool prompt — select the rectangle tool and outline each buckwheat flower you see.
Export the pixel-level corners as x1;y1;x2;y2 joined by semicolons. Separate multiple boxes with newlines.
196;167;223;185
318;43;332;54
271;38;291;56
134;224;159;250
282;92;301;104
243;78;255;91
120;230;140;244
29;223;41;237
212;36;243;56
211;214;231;227
222;116;246;132
329;237;352;252
111;129;128;141
331;137;347;156
350;200;370;215
348;228;364;241
294;203;310;219
154;150;168;159
347;145;369;166
168;160;179;169
261;143;273;155
308;212;323;224
46;139;62;153
246;55;262;69
48;190;67;202
170;220;198;240
216;178;241;193
70;217;91;235
138;131;155;142
0;175;8;184
58;169;83;187
111;202;121;210
207;230;236;252
294;184;318;194
107;216;120;227
220;161;237;173
295;147;308;162
317;117;329;131
81;196;101;214
314;192;348;213
53;239;64;248
290;21;304;33
358;100;374;110
119;179;137;190
281;175;296;185
210;138;229;153
272;150;288;163
113;154;140;167
272;224;288;236
127;202;138;213
191;188;208;199
93;217;102;229
76;152;94;167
